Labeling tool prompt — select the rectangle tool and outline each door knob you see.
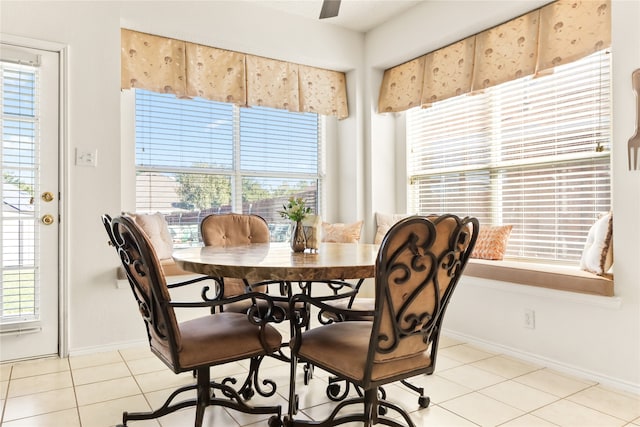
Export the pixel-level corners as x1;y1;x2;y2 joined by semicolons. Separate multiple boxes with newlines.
41;214;55;225
41;192;55;202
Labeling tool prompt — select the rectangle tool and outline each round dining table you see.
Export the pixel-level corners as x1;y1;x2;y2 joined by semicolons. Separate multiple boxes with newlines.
172;242;379;283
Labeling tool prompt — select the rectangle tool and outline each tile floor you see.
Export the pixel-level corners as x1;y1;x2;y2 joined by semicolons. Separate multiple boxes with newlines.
1;324;639;427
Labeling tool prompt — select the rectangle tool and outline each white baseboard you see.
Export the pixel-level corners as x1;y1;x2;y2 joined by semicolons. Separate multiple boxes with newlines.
442;328;640;396
68;339;148;357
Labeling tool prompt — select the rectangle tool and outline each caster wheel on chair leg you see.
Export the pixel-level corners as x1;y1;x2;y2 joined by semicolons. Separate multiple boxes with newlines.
418;396;430;408
268;415;282;427
327;383;341;398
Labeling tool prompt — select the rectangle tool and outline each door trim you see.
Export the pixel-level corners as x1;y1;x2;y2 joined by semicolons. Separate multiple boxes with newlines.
1;33;69;358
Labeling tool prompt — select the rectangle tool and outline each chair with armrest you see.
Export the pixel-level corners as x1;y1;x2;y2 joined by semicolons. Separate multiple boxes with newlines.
102;214;283;427
285;214;479;427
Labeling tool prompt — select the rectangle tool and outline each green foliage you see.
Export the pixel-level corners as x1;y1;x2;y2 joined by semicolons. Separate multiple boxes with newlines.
3;173;34;195
175;172;231;210
278;197;311;222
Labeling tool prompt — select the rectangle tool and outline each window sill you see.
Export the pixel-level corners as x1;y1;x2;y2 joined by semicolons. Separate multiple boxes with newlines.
464;259;614;297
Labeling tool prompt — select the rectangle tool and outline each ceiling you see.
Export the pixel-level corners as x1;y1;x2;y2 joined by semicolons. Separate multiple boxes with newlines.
253;0;426;33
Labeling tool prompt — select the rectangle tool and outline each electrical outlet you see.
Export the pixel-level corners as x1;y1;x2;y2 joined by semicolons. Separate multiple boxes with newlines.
76;148;98;167
524;309;536;329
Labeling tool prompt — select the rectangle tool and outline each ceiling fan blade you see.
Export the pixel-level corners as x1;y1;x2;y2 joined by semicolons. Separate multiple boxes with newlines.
319;0;341;19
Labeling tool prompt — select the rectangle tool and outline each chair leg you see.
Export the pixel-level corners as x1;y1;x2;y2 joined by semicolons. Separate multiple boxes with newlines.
195;367;211;427
287;352;299;416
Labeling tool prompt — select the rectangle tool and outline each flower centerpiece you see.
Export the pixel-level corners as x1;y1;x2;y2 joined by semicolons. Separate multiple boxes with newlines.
279;197;311;252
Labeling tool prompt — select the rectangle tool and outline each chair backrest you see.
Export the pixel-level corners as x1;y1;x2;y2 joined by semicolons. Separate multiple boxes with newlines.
200;213;270;246
102;214;182;368
200;213;271;296
369;214;479;366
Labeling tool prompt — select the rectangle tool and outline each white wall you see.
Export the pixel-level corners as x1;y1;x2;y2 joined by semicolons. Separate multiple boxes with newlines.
364;0;640;392
0;1;365;352
1;0;638;393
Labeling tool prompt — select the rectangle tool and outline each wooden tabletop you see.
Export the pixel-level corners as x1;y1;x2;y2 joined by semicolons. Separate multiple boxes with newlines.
173;242;379;282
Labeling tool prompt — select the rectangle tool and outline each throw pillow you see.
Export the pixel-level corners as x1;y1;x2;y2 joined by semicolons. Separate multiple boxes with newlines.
471;225;513;260
321;220;363;243
374;212;411;244
127;212;174;260
580;212;613;275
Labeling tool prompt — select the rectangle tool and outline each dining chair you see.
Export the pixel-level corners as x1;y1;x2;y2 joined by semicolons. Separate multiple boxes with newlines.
102;214;283;427
199;213;289;318
285;214;479;427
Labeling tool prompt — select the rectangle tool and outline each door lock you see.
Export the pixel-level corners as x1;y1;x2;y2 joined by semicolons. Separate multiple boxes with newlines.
41;214;55;225
41;192;55;202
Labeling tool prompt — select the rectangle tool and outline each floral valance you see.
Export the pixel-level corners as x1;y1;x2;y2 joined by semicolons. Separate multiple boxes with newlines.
121;29;349;119
378;0;611;113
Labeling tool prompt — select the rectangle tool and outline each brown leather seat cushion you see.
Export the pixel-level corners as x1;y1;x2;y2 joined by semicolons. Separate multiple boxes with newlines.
295;321;431;383
177;312;282;369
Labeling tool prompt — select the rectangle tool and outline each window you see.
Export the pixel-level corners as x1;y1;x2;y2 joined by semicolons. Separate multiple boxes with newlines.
135;89;323;245
1;61;38;322
407;50;611;264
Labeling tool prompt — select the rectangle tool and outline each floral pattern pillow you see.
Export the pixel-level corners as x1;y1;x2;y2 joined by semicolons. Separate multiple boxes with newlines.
470;225;513;260
321;220;363;243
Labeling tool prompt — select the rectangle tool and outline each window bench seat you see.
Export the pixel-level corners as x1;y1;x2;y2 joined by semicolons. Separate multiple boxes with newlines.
464;259;614;297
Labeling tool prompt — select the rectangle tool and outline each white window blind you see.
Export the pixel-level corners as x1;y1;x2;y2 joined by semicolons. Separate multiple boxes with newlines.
1;61;40;322
135;89;322;245
407;50;611;264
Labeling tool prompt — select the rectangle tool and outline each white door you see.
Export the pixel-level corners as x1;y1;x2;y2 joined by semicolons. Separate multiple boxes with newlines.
0;44;60;361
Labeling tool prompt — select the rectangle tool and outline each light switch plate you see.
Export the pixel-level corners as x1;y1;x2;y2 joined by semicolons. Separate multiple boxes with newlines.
76;148;97;167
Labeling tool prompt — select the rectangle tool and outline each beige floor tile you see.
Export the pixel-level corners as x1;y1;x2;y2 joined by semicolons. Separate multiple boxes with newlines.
257;363;297;389
224;391;286;427
390;374;473;405
297;401;360;426
440;392;525;426
432;354;465;372
0;363;13;381
499;413;560;426
75;376;142;406
144;386;196;412
481;380;559;412
159;405;240;427
568;386;640;422
78;394;159;427
408;404;478;426
135;369;195;394
515;369;595;398
437;334;466;348
7;370;73;397
471;354;541;379
69;350;123;370
1;380;8;399
2;387;76;421
438;344;495;364
631;416;640;425
72;361;132;385
125;356;168;375
437;364;507;390
10;357;69;379
294;376;349;411
118;345;154;362
0;408;80;427
210;361;251;380
533;399;627;426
